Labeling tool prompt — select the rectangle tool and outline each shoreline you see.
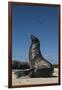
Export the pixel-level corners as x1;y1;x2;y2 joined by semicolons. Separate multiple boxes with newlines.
12;68;59;86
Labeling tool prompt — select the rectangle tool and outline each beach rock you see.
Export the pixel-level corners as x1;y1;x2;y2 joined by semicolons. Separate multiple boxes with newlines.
29;34;54;77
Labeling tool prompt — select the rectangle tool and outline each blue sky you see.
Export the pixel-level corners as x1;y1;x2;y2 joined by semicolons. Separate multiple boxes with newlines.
12;4;59;64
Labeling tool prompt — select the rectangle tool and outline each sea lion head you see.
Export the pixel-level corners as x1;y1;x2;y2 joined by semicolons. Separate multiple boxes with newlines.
31;34;40;44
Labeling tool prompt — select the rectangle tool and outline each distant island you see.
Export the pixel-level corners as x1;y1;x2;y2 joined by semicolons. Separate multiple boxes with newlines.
12;60;58;69
12;60;30;69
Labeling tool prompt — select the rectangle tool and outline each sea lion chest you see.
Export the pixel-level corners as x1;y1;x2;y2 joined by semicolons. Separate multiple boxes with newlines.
29;43;41;60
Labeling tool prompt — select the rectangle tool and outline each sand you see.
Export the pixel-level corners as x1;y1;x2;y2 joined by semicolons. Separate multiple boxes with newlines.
12;68;59;86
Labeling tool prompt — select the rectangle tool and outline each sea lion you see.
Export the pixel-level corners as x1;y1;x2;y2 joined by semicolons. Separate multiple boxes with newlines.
29;34;54;77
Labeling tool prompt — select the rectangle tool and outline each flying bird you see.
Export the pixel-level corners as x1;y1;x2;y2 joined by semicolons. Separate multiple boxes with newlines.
36;19;43;24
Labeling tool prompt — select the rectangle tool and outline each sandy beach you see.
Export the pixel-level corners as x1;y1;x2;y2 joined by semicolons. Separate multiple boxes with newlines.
12;68;59;86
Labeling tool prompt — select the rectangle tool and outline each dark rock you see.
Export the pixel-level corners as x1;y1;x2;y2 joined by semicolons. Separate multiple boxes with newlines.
12;60;30;69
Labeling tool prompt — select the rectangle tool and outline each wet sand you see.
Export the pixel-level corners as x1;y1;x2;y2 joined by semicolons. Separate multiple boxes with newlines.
12;68;59;86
